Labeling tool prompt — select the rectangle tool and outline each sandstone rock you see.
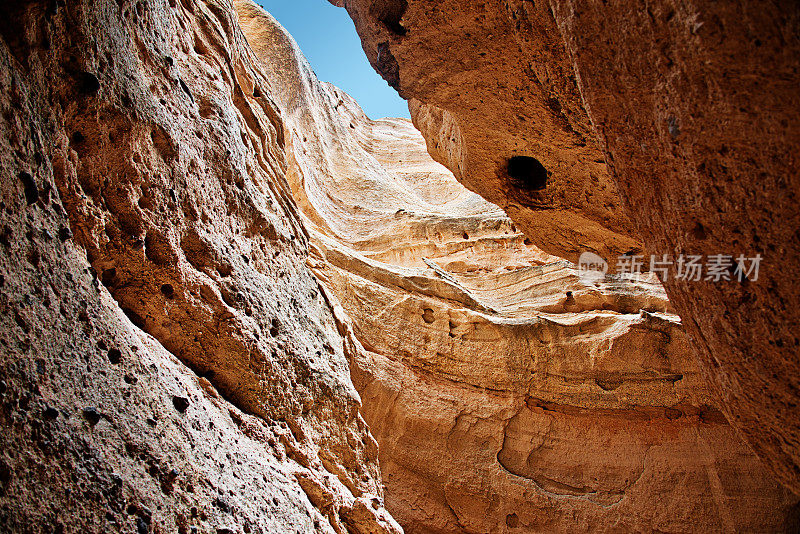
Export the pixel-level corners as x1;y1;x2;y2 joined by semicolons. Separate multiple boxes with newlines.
0;0;399;531
2;0;797;531
330;0;641;268
237;2;797;531
334;0;800;495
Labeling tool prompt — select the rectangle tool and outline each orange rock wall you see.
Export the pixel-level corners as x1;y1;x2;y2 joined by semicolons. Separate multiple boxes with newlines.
335;0;800;495
239;1;798;530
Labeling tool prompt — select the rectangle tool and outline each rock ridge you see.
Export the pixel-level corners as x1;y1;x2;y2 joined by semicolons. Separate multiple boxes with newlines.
333;0;800;496
237;2;797;531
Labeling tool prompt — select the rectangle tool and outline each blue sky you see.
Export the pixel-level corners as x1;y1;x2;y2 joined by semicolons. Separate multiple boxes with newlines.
257;0;410;119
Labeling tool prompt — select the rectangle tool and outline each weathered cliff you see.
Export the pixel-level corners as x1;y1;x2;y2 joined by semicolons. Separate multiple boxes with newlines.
236;2;797;531
1;0;797;532
333;0;800;495
0;0;399;531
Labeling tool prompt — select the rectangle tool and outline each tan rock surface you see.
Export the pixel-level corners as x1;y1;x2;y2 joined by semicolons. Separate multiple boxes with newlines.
333;0;800;495
1;0;796;532
237;2;797;531
329;0;641;268
0;0;399;532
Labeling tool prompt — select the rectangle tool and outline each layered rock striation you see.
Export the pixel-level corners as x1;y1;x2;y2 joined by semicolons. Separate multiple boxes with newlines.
333;0;800;495
237;2;797;531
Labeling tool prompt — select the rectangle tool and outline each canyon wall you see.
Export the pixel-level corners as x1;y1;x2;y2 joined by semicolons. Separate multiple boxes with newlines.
1;0;797;532
236;2;797;531
0;0;400;531
333;0;800;495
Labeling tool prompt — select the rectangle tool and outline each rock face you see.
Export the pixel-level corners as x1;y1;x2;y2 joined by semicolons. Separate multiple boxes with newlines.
0;0;796;532
0;0;399;532
333;0;800;495
328;0;642;268
235;2;796;532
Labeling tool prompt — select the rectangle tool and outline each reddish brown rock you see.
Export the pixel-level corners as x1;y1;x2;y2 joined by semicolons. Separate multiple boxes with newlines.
334;0;800;495
1;0;797;531
236;2;797;530
0;0;399;531
330;0;642;268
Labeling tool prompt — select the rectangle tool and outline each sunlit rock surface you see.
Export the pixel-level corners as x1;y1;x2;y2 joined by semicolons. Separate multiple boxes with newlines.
237;2;797;531
332;0;800;497
1;0;796;531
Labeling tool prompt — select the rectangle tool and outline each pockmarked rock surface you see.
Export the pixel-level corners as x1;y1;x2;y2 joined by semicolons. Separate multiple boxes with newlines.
332;0;800;495
237;2;798;532
2;0;797;532
327;0;642;268
0;0;400;532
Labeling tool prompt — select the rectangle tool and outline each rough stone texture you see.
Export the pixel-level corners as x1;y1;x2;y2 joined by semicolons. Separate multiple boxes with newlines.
2;0;797;531
333;0;800;495
329;0;642;268
0;0;400;532
236;2;797;531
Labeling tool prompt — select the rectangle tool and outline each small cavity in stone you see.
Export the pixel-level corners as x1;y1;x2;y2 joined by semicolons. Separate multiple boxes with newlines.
507;156;548;191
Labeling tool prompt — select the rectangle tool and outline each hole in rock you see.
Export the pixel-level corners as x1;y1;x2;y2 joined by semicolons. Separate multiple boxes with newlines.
178;78;193;101
172;396;190;413
160;283;174;297
18;171;38;205
107;348;122;364
374;0;408;36
506;513;520;528
507;156;548;191
58;226;72;241
77;71;100;95
82;407;102;426
422;308;435;324
101;267;117;287
692;221;707;240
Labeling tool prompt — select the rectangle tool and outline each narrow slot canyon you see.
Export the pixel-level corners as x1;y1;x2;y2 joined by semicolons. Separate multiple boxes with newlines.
0;0;798;533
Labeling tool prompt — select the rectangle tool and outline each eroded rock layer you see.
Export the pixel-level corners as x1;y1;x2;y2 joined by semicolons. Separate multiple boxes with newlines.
333;0;800;494
0;0;399;532
328;0;642;267
236;2;797;531
2;0;797;531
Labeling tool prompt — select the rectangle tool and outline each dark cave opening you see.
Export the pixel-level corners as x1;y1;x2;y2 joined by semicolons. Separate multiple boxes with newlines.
507;156;548;191
374;0;408;36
